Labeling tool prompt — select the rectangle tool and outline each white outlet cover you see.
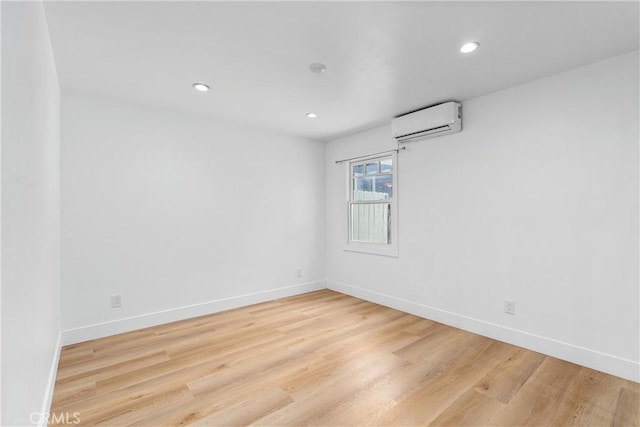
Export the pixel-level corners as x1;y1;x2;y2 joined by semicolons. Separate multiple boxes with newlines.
111;294;122;308
504;299;515;315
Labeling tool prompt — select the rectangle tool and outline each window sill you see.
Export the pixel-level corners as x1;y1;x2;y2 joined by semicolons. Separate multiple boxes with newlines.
343;243;398;258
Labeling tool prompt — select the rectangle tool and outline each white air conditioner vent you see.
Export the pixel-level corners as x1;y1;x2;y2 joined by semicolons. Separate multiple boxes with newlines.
392;102;462;143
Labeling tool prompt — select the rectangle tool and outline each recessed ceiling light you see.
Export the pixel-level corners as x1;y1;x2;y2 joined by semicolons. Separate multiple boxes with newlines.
192;83;210;92
460;41;480;53
306;112;318;118
309;63;326;74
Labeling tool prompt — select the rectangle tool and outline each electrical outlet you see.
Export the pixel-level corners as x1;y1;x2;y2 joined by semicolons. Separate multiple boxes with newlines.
504;299;515;315
296;268;303;278
111;294;122;308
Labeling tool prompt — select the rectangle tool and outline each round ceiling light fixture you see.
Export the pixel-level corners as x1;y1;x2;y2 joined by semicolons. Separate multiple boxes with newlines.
192;83;210;92
309;63;326;74
460;41;480;53
306;112;318;119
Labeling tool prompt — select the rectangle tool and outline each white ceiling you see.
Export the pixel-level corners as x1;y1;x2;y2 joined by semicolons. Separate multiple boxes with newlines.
43;1;639;141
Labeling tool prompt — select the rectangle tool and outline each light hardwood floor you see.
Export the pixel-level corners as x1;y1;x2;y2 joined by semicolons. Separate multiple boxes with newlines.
50;290;639;426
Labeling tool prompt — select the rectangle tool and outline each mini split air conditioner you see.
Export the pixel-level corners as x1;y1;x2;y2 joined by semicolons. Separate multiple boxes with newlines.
392;101;462;143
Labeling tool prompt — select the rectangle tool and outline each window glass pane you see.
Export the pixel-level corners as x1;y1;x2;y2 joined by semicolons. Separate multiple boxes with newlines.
365;162;379;174
352;164;364;176
380;158;392;173
353;175;392;201
351;203;390;244
375;174;392;198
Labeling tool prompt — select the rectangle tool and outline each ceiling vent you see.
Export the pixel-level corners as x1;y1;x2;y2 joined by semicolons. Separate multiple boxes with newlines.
392;102;462;143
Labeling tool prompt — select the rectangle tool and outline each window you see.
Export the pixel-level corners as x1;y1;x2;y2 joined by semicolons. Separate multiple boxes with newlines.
345;153;398;256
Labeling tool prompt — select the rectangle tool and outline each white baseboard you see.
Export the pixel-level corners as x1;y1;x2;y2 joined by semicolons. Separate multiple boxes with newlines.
328;280;639;383
61;281;326;346
39;331;62;426
58;279;638;382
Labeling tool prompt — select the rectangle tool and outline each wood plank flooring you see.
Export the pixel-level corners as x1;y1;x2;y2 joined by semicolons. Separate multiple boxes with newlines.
50;290;639;426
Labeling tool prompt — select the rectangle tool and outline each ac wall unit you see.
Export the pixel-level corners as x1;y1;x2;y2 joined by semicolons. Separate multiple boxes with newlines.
392;101;462;143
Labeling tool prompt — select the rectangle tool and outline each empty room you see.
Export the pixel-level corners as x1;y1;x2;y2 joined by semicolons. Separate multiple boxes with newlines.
1;1;639;426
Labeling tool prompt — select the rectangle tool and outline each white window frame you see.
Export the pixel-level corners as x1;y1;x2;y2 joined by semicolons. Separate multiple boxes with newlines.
344;152;398;257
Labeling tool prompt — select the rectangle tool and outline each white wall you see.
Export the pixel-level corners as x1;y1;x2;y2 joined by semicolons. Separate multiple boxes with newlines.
1;3;4;422
326;51;639;381
61;93;325;342
1;2;62;425
1;3;3;422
